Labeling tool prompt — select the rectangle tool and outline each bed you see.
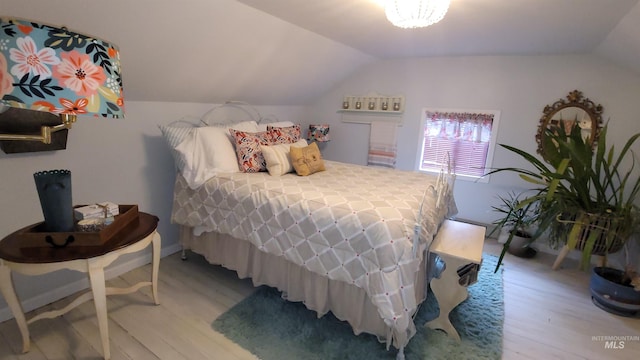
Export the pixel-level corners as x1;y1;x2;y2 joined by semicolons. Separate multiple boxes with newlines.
161;102;457;359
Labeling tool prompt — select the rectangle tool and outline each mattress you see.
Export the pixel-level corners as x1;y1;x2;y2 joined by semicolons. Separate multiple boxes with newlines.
171;160;456;348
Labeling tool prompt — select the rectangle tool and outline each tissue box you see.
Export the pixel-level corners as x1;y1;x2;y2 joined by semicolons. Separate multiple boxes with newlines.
74;202;120;220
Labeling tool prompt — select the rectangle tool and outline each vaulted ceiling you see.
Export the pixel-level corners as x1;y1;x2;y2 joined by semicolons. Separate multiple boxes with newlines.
3;0;640;106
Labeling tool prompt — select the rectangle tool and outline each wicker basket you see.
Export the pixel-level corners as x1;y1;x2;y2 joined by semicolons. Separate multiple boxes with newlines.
559;211;626;255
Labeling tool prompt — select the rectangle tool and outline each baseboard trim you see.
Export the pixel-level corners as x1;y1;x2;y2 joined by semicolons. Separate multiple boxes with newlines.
0;243;182;323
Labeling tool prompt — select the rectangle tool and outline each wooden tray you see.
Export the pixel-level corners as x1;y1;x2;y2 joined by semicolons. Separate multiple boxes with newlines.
17;205;139;248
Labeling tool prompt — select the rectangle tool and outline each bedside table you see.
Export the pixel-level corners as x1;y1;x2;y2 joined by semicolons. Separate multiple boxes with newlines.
425;220;485;341
0;212;161;360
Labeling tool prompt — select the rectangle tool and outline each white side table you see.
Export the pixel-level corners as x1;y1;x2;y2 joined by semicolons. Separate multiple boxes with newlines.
426;220;485;341
0;212;161;360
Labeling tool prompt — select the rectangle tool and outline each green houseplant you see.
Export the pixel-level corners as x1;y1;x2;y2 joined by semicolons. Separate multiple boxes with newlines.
490;191;539;264
486;120;640;272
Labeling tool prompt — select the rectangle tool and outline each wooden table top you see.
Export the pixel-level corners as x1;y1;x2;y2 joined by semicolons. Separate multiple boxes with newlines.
0;212;158;263
430;219;485;264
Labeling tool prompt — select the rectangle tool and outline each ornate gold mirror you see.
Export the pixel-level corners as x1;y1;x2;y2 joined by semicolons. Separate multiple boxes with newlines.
535;90;603;156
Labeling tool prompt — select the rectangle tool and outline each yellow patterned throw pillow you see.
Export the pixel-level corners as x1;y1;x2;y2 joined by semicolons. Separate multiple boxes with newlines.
290;142;326;176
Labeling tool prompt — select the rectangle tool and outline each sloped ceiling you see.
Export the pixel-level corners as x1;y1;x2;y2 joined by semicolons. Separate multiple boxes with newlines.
238;0;639;58
2;0;640;106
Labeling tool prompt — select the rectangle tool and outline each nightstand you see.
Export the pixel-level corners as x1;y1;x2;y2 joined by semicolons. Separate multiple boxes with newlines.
426;220;485;341
0;212;161;360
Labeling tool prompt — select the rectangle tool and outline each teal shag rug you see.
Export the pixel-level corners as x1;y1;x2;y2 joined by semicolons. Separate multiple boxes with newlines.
213;254;503;360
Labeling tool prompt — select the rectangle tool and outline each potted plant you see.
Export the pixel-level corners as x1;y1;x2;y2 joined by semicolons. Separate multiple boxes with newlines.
590;236;640;317
485;121;640;313
487;121;640;267
490;191;539;264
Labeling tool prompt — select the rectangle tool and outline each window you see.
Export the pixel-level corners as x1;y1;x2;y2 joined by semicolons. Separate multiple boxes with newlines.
416;109;500;182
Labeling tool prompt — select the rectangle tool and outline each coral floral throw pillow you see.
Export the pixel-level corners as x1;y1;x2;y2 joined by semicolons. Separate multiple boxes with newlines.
229;129;273;172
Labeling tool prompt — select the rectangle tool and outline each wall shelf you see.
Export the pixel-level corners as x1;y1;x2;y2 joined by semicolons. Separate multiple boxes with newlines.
339;93;405;124
337;109;403;116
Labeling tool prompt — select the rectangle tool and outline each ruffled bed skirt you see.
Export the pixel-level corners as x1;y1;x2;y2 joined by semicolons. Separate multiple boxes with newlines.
178;226;431;350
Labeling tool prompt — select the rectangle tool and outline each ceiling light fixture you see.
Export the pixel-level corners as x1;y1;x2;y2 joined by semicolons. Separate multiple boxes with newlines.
385;0;450;29
0;17;125;144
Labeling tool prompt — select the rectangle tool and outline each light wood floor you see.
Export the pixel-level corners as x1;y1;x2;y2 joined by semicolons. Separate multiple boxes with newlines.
1;239;639;360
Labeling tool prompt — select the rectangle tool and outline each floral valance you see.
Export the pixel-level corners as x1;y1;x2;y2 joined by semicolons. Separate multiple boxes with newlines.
424;111;494;143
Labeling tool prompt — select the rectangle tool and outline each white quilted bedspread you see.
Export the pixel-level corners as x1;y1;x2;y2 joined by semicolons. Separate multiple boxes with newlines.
171;160;456;345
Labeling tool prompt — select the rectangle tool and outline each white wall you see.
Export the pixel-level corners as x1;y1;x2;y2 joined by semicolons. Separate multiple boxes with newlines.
0;101;307;320
311;54;640;226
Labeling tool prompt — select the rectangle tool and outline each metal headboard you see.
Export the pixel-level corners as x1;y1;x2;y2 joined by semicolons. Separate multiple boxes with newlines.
412;152;456;258
201;101;277;126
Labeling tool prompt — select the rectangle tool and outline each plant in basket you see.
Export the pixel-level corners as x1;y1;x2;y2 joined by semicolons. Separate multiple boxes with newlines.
485;120;640;316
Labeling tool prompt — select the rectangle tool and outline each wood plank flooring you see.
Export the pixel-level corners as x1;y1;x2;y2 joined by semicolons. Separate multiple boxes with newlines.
1;239;639;359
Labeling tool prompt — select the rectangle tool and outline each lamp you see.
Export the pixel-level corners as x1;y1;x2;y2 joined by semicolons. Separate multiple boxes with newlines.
307;124;330;143
0;17;125;145
385;0;450;29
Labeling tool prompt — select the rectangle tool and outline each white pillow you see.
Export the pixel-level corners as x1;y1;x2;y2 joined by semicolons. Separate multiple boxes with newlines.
231;120;260;132
169;120;260;189
158;119;256;170
261;139;308;176
257;121;295;131
158;119;199;172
